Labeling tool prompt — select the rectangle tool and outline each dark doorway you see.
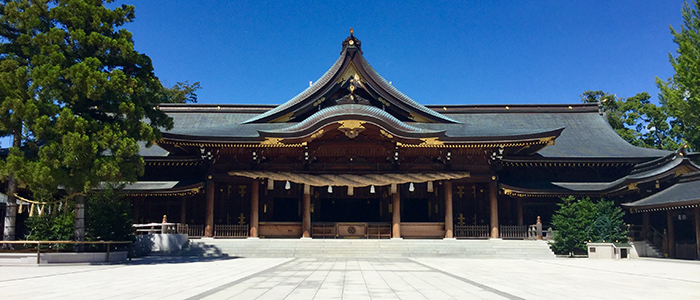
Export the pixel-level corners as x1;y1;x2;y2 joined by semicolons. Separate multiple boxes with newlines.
319;198;380;222
273;198;301;222
403;198;430;222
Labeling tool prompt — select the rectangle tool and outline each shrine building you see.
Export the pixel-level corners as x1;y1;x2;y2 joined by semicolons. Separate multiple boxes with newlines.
126;33;700;258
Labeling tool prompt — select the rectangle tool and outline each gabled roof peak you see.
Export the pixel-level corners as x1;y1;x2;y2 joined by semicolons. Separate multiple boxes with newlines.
341;28;362;54
242;33;458;124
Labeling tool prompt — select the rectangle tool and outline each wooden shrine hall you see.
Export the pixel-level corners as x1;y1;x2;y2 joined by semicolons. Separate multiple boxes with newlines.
127;32;700;252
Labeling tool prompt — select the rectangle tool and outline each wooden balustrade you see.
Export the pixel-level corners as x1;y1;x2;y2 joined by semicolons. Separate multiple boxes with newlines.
133;222;178;234
311;224;336;238
214;224;249;238
177;224;204;238
499;225;527;239
1;240;132;264
367;224;391;239
454;225;489;238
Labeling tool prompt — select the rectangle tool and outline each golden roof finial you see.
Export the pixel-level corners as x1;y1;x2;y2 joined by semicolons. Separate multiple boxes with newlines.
350;28;354;36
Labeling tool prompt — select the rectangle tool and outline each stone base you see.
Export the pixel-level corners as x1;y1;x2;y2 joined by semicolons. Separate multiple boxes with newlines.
443;237;457;241
390;237;403;240
0;251;128;265
247;237;260;240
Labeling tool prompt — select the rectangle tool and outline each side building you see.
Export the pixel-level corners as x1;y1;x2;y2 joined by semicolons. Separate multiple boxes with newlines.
120;34;699;258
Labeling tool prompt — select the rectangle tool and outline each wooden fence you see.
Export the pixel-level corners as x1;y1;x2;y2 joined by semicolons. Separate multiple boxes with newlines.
0;240;132;264
214;224;249;238
499;225;527;239
177;224;204;238
367;224;391;239
454;225;489;238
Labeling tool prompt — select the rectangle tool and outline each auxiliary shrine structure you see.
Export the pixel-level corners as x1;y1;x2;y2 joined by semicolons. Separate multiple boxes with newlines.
127;33;700;258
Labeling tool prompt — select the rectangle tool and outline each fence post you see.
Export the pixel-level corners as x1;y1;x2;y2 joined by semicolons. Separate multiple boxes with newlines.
536;216;543;240
106;242;111;262
36;242;41;264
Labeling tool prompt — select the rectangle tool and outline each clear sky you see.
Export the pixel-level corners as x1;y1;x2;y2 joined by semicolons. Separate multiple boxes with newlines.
125;0;687;106
0;1;691;147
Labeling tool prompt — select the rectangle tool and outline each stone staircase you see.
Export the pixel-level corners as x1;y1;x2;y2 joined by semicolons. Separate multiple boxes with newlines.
180;238;556;259
631;240;665;258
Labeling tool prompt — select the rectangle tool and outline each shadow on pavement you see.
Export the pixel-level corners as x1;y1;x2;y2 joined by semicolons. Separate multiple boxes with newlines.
122;241;236;265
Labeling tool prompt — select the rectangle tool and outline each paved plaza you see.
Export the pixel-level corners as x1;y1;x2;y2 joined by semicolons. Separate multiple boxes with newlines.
1;257;699;299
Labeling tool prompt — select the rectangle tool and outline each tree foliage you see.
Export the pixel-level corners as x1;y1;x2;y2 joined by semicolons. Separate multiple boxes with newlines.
161;81;201;103
550;196;628;256
580;90;680;150
26;204;75;247
657;0;700;151
0;0;173;198
1;0;176;242
86;187;133;242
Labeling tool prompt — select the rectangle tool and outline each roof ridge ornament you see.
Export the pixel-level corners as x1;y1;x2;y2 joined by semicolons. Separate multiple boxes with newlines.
342;28;362;54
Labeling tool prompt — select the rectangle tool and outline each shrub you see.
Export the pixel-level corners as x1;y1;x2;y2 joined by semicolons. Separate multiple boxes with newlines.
550;196;627;256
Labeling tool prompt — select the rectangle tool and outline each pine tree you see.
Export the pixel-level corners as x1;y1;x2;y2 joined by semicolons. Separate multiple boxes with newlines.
1;0;173;244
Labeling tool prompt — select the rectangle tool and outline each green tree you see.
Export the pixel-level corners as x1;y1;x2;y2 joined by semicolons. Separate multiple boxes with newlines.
26;204;75;249
588;200;628;243
86;187;133;242
161;81;201;103
657;0;700;151
1;0;173;245
0;0;48;244
551;196;628;256
580;90;680;150
550;196;597;256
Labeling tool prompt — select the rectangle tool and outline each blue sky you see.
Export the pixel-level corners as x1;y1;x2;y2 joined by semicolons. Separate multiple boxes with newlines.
0;1;691;147
125;0;687;106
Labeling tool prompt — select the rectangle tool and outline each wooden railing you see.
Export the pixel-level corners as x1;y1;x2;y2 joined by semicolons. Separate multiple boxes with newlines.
367;224;391;239
1;240;132;264
628;225;664;252
499;225;527;239
527;224;554;240
312;224;336;239
177;224;204;238
133;223;178;234
214;224;249;238
454;225;489;238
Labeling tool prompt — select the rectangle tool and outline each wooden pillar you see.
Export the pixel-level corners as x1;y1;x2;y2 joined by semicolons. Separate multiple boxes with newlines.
667;210;675;258
444;181;454;238
250;180;259;238
642;212;650;240
302;185;311;238
695;207;700;260
180;197;187;224
489;179;499;239
204;179;215;237
517;198;523;226
392;185;401;238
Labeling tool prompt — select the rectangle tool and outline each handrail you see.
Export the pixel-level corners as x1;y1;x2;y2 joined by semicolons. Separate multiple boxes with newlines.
1;240;133;264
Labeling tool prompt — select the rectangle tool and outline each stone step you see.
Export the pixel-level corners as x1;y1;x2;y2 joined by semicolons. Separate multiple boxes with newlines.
179;239;556;259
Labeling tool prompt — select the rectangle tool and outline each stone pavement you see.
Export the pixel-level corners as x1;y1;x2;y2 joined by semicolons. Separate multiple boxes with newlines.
1;257;699;299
